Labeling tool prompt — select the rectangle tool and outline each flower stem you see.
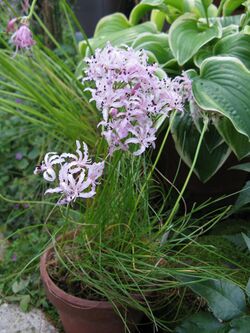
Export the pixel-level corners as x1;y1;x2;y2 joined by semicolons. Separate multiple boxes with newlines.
157;116;209;237
125;112;177;233
27;0;38;20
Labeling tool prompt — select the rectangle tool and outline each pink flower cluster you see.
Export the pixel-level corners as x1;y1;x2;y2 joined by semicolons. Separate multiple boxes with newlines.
84;43;191;155
34;141;104;205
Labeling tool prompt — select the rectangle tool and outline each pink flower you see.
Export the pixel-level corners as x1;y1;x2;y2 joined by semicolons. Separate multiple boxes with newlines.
83;43;187;156
11;24;35;51
7;18;17;33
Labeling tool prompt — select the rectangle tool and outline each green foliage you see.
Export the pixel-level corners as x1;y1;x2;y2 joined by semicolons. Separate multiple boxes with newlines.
176;312;226;332
214;117;250;160
82;0;250;183
169;14;222;65
223;0;246;16
193;57;250;139
132;32;173;64
180;277;247;321
171;112;230;182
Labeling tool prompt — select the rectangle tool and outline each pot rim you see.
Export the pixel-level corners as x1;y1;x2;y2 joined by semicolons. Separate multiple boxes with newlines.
40;245;115;310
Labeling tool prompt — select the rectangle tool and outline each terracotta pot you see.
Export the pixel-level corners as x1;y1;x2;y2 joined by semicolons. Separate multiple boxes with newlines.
40;246;144;333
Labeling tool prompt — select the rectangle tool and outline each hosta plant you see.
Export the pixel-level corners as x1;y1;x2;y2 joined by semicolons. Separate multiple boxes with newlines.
78;0;250;183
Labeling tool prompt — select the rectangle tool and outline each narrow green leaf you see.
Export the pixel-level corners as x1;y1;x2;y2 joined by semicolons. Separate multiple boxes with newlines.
192;57;250;140
169;14;222;65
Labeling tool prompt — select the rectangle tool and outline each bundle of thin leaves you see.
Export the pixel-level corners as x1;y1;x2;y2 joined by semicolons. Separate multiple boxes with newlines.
41;152;244;332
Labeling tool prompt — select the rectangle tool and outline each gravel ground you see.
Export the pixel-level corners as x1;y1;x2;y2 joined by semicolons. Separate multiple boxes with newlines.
0;303;58;333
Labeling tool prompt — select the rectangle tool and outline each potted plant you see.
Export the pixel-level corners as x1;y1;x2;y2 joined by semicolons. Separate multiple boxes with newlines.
77;0;250;203
32;38;232;333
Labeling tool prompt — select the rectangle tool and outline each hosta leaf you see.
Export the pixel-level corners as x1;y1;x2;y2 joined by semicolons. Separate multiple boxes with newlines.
183;0;213;17
223;0;245;16
192;57;250;140
94;13;131;37
81;22;158;56
171;112;230;182
175;312;226;333
230;162;250;172
189;101;225;150
233;181;250;212
194;46;214;67
169;14;222;65
214;117;250;160
229;316;250;333
132;32;173;64
214;33;250;70
150;9;166;31
180;276;246;321
246;278;250;302
222;25;239;38
210;15;243;27
242;233;250;252
129;0;168;26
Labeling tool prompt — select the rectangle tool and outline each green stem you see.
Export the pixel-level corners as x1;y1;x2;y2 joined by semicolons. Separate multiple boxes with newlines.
126;112;177;231
157;116;209;237
27;0;38;20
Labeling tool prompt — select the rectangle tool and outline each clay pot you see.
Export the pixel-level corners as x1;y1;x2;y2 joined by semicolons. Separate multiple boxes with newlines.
40;246;144;333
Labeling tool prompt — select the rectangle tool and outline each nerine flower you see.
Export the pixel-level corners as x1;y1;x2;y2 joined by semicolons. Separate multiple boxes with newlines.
7;18;17;33
11;24;35;51
34;141;104;205
83;43;191;156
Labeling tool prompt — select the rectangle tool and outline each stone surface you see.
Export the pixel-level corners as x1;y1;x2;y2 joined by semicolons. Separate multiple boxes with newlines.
0;303;58;333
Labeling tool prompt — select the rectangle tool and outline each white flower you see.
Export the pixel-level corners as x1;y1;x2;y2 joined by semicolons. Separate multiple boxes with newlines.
35;141;104;205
